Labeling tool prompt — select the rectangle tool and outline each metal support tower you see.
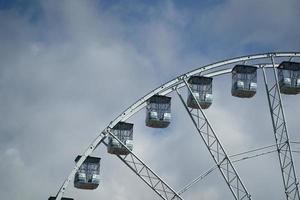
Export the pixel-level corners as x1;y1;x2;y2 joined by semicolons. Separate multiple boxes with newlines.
175;79;251;200
105;129;183;200
262;56;300;200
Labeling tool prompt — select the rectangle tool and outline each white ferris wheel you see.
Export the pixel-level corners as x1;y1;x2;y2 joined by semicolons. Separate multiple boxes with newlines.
50;52;300;200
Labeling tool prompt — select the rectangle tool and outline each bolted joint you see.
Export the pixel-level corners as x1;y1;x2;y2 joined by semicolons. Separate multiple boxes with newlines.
268;53;276;58
104;128;111;134
177;74;188;81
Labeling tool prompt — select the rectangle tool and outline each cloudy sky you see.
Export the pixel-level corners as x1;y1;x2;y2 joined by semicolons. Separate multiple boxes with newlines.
0;0;300;200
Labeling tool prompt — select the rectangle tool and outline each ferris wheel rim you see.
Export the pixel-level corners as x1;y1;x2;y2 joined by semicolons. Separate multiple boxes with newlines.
109;52;300;127
54;51;300;200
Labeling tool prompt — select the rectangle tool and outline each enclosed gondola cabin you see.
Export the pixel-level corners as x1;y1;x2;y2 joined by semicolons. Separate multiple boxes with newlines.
146;95;171;128
231;65;257;98
187;76;213;109
278;61;300;95
107;122;133;155
48;197;74;200
74;156;101;190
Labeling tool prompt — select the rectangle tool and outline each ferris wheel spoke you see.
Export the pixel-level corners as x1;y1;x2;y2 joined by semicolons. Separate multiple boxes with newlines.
261;55;300;200
177;141;300;196
104;130;183;200
176;81;251;200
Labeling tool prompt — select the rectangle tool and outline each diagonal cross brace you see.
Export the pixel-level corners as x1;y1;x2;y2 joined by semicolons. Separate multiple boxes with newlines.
175;78;251;200
105;130;183;200
262;56;300;200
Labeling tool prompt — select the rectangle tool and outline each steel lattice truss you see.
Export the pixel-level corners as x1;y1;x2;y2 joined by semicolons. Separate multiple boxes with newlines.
105;130;183;200
262;57;300;200
175;79;251;200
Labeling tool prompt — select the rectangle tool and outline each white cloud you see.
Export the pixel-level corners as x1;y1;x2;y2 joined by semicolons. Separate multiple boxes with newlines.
0;1;299;200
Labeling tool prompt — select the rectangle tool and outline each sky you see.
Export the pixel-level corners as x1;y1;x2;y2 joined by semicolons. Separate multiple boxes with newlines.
0;0;300;200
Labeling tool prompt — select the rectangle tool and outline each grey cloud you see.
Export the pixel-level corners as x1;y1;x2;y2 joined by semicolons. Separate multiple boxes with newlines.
0;1;300;200
190;0;300;57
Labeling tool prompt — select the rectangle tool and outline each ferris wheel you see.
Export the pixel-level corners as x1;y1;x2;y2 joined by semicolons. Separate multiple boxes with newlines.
50;52;300;200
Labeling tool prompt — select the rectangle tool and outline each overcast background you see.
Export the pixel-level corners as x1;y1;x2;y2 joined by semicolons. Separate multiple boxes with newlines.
0;0;300;200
